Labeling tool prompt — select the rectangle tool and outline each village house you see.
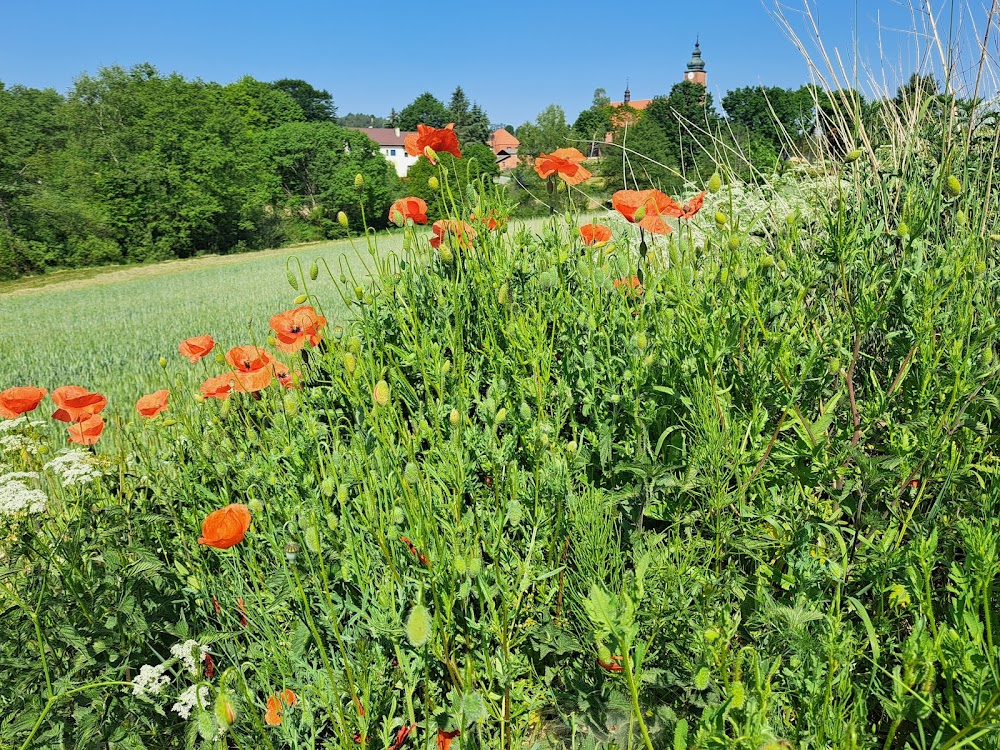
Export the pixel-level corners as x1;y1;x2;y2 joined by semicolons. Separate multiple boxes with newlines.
489;128;520;171
347;126;419;178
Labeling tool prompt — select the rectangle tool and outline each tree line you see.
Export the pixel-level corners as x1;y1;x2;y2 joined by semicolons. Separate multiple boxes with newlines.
0;67;496;280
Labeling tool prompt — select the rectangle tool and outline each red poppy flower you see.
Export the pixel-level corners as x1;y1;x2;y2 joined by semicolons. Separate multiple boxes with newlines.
269;307;326;354
272;361;301;389
0;386;47;419
470;210;505;231
437;729;461;750
612;189;681;235
200;373;234;400
136;389;169;418
265;689;298;726
404;123;462;164
613;276;644;296
204;653;215;679
51;385;108;423
67;414;105;446
226;346;274;392
534;148;592;185
198;503;251;549
430;220;476;250
389;197;428;226
389;724;414;750
178;335;215;363
400;535;430;566
579;223;612;247
597;655;624;672
679;191;705;219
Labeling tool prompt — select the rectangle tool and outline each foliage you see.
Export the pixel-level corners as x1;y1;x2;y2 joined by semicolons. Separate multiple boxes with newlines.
270;79;337;121
516;104;572;158
404;143;499;220
398;92;450;131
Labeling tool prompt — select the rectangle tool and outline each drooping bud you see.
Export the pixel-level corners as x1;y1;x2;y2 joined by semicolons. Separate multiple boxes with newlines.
945;175;962;197
707;172;722;193
158;356;168;368
439;245;454;264
373;379;391;407
449;408;460;427
403;461;420;486
338;211;349;227
287;269;299;290
321;476;335;497
495;407;507;423
309;260;319;280
714;212;728;227
343;353;357;375
391;209;404;227
215;691;237;729
845;148;862;163
897;222;910;239
633;205;646;222
293;293;308;304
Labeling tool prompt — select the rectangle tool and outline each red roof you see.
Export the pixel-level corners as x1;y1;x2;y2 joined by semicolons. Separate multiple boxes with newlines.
489;128;520;155
348;127;415;147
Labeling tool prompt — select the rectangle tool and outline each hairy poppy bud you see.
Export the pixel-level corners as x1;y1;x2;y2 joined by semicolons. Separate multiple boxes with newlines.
343;353;357;375
406;603;432;647
633;205;646;222
728;236;742;251
495;407;507;423
694;667;711;690
707;172;722;193
287;270;299;290
354;173;364;189
403;461;420;486
566;440;578;454
373;379;390;407
956;210;967;226
442;360;451;374
497;283;510;305
897;222;910;239
292;294;308;305
439;245;454;264
845;148;862;163
321;476;335;497
338;211;349;227
158;356;167;368
215;692;237;729
597;644;612;663
449;408;460;427
945;175;962;196
309;261;319;281
428;176;439;191
714;212;728;227
391;209;404;227
424;145;437;164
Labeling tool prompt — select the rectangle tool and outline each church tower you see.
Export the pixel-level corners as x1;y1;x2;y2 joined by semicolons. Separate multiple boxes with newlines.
684;40;707;86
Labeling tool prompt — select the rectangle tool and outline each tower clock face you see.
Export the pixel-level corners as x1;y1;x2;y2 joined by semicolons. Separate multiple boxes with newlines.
687;72;695;80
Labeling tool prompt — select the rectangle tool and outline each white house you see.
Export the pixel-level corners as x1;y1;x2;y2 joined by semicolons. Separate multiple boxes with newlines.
348;127;419;178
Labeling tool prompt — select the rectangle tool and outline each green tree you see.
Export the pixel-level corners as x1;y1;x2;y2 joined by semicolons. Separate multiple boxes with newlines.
398;92;450;130
516;104;572;158
270;79;336;121
404;142;498;220
447;86;469;124
601;112;674;192
722;85;815;154
338;112;387;128
223;75;304;129
459;103;491;144
645;81;720;178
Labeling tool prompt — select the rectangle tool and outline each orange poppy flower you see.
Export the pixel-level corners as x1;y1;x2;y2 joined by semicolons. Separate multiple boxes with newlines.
0;386;47;419
51;385;108;423
226;346;274;392
178;335;215;363
272;361;301;389
430;220;476;250
613;276;644;296
200;373;234;400
679;191;705;219
404;123;462;165
67;414;105;446
389;197;428;226
612;189;681;235
597;655;624;672
264;689;297;726
470;210;505;231
198;503;252;549
534;148;592;185
136;389;169;418
579;223;612;247
389;724;414;750
269;307;327;354
437;729;461;750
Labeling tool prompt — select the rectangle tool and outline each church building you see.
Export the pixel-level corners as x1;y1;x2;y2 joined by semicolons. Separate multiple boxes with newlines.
610;41;707;112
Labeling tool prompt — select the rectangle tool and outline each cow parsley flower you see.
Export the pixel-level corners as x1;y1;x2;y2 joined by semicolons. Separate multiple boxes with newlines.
131;663;170;696
170;639;209;676
172;684;211;719
44;449;103;487
0;475;47;516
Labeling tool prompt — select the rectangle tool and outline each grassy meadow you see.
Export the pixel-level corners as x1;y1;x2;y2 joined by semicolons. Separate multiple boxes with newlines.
4;11;1000;750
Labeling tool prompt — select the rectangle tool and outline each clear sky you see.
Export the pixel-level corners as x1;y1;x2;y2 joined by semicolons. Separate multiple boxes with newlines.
0;1;985;127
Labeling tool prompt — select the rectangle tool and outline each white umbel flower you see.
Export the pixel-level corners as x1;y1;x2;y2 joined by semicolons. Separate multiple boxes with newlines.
0;476;47;516
44;449;103;487
170;639;209;676
131;663;170;696
172;684;211;719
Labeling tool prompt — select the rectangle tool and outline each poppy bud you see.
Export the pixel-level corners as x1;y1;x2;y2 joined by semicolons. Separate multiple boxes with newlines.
729;680;746;709
338;211;349;227
354;173;364;189
287;270;299;290
215;692;237;729
442;360;451;374
714;212;728;227
897;222;910;239
162;418;177;426
391;209;404;227
633;205;646;222
597;643;612;663
760;254;775;268
344;353;357;375
406;603;432;647
556;181;566;193
194;393;205;404
428;176;440;191
439;245;454;264
497;283;510;305
449;408;460;427
321;476;335;497
403;461;420;486
284;542;300;562
309;260;319;280
694;667;711;690
728;236;742;251
707;172;722;193
956;210;967;226
845;148;863;163
495;407;507;423
373;379;391;407
158;356;167;368
423;145;437;164
567;440;578;454
945;175;962;196
637;333;648;351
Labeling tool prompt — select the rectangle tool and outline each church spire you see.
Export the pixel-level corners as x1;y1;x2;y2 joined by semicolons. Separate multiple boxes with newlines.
684;40;707;85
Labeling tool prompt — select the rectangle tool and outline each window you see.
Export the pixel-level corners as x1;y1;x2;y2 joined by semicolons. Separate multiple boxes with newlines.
390;149;396;156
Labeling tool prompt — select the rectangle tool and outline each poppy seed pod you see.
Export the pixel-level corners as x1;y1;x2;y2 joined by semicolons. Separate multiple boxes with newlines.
373;379;391;407
338;211;349;227
284;542;300;562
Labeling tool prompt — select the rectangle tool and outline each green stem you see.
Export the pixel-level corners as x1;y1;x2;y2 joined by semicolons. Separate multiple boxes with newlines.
618;643;654;750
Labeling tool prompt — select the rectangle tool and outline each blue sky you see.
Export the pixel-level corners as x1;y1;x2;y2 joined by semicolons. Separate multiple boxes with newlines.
0;1;980;126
